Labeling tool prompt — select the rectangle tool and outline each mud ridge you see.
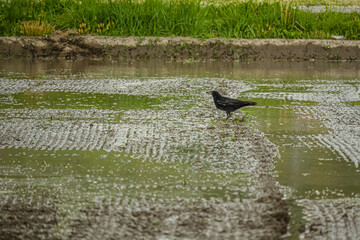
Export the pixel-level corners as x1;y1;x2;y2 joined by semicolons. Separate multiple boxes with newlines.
0;36;359;61
69;197;288;240
298;199;360;239
0;198;59;240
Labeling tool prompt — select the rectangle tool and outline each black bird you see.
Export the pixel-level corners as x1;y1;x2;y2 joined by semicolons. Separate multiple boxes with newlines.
209;91;257;119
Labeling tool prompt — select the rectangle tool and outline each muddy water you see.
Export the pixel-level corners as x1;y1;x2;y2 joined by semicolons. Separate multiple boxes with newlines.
2;59;358;198
0;59;359;239
246;78;360;199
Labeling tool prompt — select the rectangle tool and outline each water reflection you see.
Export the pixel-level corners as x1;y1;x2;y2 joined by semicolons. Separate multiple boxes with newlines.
1;58;359;79
0;148;250;200
245;77;360;199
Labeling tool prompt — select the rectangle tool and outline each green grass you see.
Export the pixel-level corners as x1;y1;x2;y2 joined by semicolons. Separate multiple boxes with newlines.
0;0;359;39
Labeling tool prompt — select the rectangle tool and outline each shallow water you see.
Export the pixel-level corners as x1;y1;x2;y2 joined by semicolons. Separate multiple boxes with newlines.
1;147;253;201
0;60;360;198
246;78;360;199
0;59;359;200
1;59;359;239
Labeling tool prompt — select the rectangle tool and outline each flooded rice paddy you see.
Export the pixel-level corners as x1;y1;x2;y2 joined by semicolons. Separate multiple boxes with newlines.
0;59;359;239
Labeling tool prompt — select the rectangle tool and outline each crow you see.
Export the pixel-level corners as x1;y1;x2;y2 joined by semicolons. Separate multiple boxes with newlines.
208;91;257;119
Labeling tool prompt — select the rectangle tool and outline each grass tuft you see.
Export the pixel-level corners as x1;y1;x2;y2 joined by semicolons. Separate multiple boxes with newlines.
19;20;54;36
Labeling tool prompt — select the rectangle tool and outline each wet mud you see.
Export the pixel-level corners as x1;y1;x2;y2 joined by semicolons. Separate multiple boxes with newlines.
243;70;360;239
0;198;59;240
0;36;359;61
69;197;288;240
298;199;360;239
1;59;359;239
0;65;289;239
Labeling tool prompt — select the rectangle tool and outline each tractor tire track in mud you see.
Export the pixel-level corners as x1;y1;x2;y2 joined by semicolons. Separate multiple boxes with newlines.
298;199;360;239
0;76;289;239
242;76;360;239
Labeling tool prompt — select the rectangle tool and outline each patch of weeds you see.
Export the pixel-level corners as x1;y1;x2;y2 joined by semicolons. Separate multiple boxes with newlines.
232;114;247;124
208;118;226;128
237;112;254;123
96;21;114;35
208;113;251;135
78;23;90;35
182;178;188;186
18;20;54;36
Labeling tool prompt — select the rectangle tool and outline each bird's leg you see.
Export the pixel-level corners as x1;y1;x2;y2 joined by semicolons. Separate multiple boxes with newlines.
226;112;231;120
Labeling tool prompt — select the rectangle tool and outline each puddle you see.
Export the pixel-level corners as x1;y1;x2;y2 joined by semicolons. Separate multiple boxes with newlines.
0;59;359;239
1;92;161;111
0;148;251;201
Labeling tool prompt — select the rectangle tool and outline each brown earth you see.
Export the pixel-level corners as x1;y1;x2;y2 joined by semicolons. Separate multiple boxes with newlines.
0;36;359;61
298;199;360;239
0;198;59;240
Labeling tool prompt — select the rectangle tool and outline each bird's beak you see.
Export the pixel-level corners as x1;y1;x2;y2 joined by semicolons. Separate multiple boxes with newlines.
206;91;211;95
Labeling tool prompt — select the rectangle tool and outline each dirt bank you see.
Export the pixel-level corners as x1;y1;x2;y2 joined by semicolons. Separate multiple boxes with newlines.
0;36;359;61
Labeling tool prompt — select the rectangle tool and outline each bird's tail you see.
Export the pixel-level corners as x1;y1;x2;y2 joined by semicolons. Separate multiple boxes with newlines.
242;100;257;106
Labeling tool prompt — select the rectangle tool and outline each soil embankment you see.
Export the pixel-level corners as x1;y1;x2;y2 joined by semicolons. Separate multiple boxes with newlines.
0;36;359;61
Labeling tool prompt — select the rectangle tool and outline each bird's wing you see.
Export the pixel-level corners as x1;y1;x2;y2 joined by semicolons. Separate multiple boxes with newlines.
216;97;240;106
216;97;235;107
